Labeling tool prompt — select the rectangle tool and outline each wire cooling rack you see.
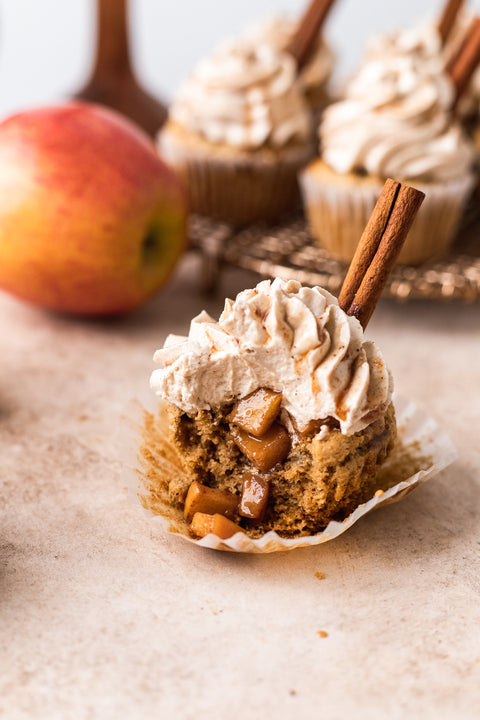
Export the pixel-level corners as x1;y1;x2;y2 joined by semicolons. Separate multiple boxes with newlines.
189;202;480;301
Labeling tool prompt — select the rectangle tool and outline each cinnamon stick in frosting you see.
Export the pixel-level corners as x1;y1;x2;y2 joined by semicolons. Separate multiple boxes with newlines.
287;0;337;71
446;16;480;109
438;0;465;46
339;180;425;329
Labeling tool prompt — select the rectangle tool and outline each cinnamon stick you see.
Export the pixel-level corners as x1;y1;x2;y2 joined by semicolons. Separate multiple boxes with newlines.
446;16;480;109
339;180;425;329
338;179;400;313
287;0;337;71
438;0;465;46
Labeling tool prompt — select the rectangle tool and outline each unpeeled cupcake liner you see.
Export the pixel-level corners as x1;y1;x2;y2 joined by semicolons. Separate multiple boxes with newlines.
159;124;314;225
125;395;457;554
299;164;475;266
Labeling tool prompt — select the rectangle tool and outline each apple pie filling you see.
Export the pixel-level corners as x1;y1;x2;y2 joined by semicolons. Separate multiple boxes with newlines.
168;387;396;539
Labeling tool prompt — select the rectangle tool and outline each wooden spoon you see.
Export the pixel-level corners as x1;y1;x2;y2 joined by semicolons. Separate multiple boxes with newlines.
74;0;167;137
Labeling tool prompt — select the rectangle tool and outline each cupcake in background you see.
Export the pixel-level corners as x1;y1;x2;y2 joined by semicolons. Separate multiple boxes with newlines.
366;15;444;63
300;46;477;266
241;15;335;117
359;1;480;128
158;40;314;225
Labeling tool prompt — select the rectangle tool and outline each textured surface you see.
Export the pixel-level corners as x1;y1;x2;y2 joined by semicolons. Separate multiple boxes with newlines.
1;255;479;720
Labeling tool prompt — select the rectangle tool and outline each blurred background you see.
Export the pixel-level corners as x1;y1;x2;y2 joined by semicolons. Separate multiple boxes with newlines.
1;0;479;118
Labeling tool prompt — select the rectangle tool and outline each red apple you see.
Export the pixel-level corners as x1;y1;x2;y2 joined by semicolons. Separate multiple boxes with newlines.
0;102;187;315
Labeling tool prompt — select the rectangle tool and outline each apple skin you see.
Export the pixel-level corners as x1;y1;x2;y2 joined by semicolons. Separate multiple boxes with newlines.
0;102;187;315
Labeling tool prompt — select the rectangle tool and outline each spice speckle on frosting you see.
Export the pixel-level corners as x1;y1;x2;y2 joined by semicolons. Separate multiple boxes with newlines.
150;279;393;435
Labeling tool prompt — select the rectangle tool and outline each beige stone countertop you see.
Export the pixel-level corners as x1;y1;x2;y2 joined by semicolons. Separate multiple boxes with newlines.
1;255;479;720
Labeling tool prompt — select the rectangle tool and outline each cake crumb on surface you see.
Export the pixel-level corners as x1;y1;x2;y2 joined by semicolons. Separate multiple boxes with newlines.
317;630;328;638
314;571;325;580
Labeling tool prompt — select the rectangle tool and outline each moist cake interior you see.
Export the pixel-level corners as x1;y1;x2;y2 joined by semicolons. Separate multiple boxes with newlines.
167;401;396;538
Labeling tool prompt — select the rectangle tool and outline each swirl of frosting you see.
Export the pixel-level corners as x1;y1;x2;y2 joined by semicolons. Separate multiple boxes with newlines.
150;279;393;435
364;20;443;67
320;53;474;182
169;42;312;150
365;14;480;121
241;15;334;93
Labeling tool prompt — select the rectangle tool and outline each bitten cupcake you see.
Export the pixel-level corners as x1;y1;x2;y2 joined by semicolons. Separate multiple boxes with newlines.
241;15;335;117
148;278;396;538
137;180;430;548
300;49;476;265
158;41;314;225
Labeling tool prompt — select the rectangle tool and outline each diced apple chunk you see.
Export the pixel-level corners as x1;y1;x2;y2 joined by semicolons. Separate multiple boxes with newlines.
227;388;282;437
239;474;269;520
183;481;239;523
189;512;244;539
233;422;291;473
296;419;323;439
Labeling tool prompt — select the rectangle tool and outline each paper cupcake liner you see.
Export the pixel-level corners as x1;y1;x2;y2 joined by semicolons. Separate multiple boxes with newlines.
159;125;314;225
125;395;457;554
299;165;475;265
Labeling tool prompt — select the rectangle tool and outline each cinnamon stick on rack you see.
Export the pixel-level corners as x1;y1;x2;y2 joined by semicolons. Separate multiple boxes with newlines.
446;16;480;109
438;0;465;46
287;0;337;71
338;180;425;330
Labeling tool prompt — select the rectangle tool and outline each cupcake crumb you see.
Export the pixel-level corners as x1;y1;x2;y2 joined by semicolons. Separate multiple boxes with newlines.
314;571;325;580
374;489;384;497
317;630;328;638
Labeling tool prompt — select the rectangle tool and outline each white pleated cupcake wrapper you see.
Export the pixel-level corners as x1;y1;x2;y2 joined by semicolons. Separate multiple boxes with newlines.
299;171;475;266
125;395;457;554
158;127;315;224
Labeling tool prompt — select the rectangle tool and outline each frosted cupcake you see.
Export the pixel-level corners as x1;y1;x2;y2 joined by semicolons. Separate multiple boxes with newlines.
363;14;480;126
364;16;449;65
138;181;427;546
158;41;314;225
148;278;396;539
300;51;476;265
241;15;335;117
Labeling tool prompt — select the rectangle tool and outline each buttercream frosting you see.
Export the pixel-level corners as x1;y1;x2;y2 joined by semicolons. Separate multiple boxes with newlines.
363;16;480;121
364;20;442;66
150;279;393;436
241;15;334;94
320;51;474;182
169;41;312;150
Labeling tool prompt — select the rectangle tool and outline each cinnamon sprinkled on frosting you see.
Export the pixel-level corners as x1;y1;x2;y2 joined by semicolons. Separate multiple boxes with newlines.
169;42;312;150
241;15;334;95
151;279;393;435
320;51;474;182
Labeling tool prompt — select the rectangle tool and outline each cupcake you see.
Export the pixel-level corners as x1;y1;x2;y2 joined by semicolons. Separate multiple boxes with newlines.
300;50;476;265
364;18;444;67
148;278;396;539
240;15;335;117
363;11;480;128
158;41;314;225
139;180;426;545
